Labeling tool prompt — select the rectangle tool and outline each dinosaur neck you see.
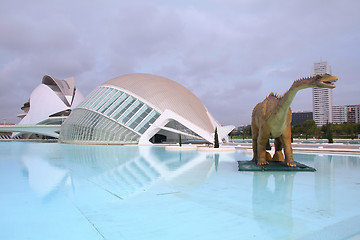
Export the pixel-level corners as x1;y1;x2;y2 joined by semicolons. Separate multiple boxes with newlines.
272;83;303;122
279;84;301;112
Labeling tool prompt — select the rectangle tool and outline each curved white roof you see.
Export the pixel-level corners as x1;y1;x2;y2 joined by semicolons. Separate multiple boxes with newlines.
103;73;215;133
42;75;76;106
19;75;84;126
19;84;70;125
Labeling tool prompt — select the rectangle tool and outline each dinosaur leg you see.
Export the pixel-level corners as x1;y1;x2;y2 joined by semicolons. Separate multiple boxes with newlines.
272;137;285;162
257;130;270;165
281;125;296;167
252;124;259;162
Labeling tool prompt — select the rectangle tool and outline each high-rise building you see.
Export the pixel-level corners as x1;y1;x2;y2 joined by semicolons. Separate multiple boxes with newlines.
312;61;333;126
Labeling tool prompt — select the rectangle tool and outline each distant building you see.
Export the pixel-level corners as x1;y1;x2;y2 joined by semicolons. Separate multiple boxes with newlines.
346;104;360;123
332;105;347;124
237;125;244;131
312;61;333;126
331;105;360;124
291;111;313;126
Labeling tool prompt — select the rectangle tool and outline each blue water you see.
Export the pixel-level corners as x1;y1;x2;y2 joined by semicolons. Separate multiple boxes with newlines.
1;142;360;240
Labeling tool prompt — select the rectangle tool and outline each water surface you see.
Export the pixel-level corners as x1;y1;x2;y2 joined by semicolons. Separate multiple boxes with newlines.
1;142;359;239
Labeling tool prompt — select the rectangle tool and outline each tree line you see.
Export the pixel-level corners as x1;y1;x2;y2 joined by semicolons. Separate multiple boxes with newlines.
292;120;360;140
230;120;360;140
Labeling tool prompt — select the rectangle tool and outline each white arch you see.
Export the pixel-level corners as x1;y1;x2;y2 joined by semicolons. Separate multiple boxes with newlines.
138;109;214;145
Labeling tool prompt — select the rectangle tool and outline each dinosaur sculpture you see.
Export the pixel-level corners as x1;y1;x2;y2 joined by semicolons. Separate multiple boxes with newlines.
251;74;338;167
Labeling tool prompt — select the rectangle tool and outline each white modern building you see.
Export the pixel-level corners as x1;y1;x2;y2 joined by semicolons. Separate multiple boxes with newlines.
332;105;347;124
60;73;234;145
12;75;84;138
312;61;333;126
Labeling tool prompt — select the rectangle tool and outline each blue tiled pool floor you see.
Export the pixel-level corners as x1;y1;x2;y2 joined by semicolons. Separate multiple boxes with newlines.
1;142;360;239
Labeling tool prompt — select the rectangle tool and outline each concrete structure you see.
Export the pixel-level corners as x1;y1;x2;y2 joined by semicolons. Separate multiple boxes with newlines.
60;73;234;145
1;125;61;138
312;61;333;126
291;111;313;126
0;123;16;140
332;105;347;124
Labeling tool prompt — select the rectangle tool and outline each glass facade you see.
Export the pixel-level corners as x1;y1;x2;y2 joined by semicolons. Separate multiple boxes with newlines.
153;120;202;143
60;86;160;144
164;120;201;138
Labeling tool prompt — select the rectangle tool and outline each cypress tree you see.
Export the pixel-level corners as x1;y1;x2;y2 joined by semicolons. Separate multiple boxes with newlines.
214;127;219;148
326;122;333;144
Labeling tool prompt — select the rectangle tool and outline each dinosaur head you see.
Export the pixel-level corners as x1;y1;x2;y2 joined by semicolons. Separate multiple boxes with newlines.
294;74;337;89
312;74;337;88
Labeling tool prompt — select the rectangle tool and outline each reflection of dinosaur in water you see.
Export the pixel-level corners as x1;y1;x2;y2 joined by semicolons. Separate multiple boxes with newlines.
251;74;338;167
252;172;295;236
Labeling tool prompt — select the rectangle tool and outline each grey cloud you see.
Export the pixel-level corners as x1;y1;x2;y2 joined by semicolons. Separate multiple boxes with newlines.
0;0;359;125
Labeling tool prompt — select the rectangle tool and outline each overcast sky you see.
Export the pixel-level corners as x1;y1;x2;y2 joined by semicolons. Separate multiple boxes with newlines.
1;0;359;126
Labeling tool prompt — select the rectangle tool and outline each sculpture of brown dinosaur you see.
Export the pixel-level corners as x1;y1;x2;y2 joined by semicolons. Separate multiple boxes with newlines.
251;74;338;167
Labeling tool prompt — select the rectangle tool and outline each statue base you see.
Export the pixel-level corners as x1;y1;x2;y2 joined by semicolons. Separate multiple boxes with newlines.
237;161;316;172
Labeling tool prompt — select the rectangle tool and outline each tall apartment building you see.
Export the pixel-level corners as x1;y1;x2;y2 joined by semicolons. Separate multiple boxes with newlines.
312;61;333;126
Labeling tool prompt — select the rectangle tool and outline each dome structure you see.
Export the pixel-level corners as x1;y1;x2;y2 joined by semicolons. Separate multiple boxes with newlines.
60;73;233;145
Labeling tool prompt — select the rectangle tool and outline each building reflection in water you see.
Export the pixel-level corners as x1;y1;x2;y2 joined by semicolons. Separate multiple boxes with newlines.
19;145;215;201
313;154;360;215
314;154;334;215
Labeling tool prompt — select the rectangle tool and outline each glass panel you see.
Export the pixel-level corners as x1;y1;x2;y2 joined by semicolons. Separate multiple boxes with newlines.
124;102;144;125
94;117;104;141
112;96;136;120
90;88;112;110
78;87;102;108
135;110;160;134
87;87;105;109
60;108;141;144
105;93;129;117
128;106;152;130
100;120;113;141
80;110;91;141
99;90;123;113
114;126;127;142
84;87;107;109
164;120;201;138
93;89;116;112
118;100;144;124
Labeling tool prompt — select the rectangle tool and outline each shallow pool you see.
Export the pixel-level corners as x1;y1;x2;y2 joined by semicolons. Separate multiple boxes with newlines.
1;142;359;240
